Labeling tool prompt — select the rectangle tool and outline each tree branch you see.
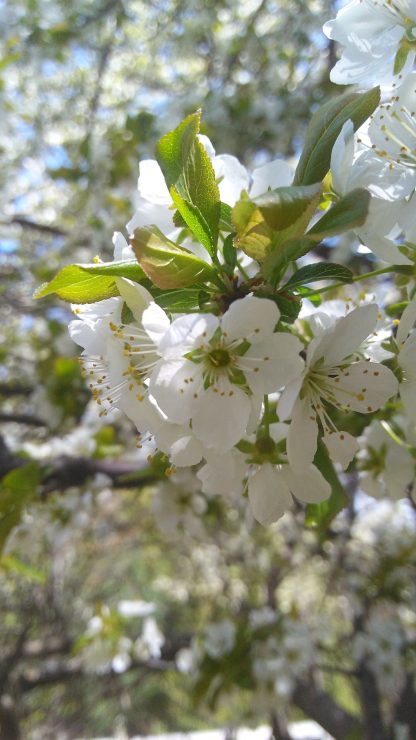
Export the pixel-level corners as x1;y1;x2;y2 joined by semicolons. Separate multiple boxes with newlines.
293;677;362;739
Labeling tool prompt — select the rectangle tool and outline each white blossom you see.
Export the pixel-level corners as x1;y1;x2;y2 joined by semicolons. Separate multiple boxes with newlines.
324;0;416;88
279;305;398;471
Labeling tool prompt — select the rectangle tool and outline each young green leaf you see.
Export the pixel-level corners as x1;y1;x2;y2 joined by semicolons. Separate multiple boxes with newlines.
35;266;119;303
130;226;216;289
306;189;371;240
0;464;40;553
253;183;321;230
305;442;348;531
170;187;214;256
223;233;237;271
261;237;314;283
294;87;380;185
34;260;147;303
283;262;354;290
156;111;220;254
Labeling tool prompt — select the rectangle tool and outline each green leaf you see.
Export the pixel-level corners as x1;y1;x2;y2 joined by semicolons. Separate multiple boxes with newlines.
232;185;321;265
305;442;348;530
130;226;216;289
34;266;119;303
294;87;381;185
153;288;205;313
261;237;314;283
156;111;220;254
34;260;147;303
394;43;411;75
253;183;322;230
0;556;45;584
170;187;214;255
223;234;237;271
0;464;40;553
307;189;371;240
284;262;354;291
270;291;302;323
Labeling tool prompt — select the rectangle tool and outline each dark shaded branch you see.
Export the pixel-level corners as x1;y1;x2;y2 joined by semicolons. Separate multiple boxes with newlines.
357;663;388;740
41;454;156;494
0;695;20;740
293;677;362;739
0;384;33;397
394;673;416;737
0;413;48;428
1;217;67;237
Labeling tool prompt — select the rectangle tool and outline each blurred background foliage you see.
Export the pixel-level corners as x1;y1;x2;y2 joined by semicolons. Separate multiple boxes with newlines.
1;2;415;739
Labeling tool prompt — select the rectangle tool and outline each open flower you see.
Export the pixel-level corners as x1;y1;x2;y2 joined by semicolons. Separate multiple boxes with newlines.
148;295;304;451
324;0;416;87
279;304;398;471
396;297;416;421
197;422;330;525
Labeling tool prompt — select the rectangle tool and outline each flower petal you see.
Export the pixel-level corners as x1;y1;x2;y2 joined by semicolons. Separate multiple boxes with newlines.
192;384;251;451
323;431;359;470
287;397;318;472
282;464;331;504
314;304;378;367
149;359;203;424
250;160;293;197
248;464;293;526
330;361;398;413
240;333;304;395
221;295;280;344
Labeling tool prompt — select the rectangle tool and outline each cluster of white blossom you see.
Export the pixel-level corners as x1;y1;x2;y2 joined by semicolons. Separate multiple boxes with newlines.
66;0;416;527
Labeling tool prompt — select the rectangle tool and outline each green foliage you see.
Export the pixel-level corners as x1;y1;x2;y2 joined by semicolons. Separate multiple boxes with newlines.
232;185;321;265
131;226;216;289
34;261;147;303
156;111;221;256
305;443;349;531
283;262;354;290
0;464;40;553
307;189;371;240
294;87;381;185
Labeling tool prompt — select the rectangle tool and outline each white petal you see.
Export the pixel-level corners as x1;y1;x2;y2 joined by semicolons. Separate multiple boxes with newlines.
192;384;251;451
213;154;249;206
112;231;135;261
397;300;416;346
319;304;378;367
282;464;331;504
250;160;293;197
330;120;355;195
240;333;304;395
221;295;280;344
248;464;293;526
169;435;204;466
158;313;219;357
384;446;415;500
149;359;203;424
330;362;398;413
287;397;318;472
197;450;244;498
277;375;305;421
323;431;359;470
116;278;153;322
141;302;170;345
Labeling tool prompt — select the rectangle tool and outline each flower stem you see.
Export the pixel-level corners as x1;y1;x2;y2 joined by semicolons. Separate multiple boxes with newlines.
263;395;270;436
305;265;409;297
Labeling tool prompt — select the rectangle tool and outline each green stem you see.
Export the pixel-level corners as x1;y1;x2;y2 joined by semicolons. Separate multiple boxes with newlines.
263;395;270;436
237;259;250;281
305;266;404;297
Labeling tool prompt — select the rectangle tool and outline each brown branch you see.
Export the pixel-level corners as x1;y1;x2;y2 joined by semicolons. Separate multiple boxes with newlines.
0;384;33;397
1;217;68;237
0;413;48;428
293;677;362;739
